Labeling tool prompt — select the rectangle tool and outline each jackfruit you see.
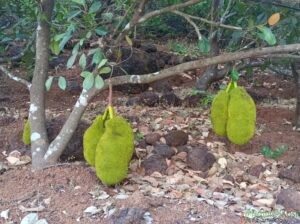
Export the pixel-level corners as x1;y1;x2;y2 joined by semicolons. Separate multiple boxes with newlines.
95;116;134;186
210;90;229;136
226;87;256;145
83;109;109;166
22;119;31;145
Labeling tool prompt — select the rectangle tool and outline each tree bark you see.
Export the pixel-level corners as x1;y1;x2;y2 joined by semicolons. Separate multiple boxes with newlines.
29;0;54;169
292;61;300;130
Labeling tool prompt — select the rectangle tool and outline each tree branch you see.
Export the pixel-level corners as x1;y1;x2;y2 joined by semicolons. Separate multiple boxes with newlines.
42;43;300;164
172;11;202;40
0;65;31;89
173;10;242;31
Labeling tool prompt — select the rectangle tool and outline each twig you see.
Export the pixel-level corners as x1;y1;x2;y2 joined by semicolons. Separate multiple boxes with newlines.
173;10;242;31
0;65;31;89
172;11;202;40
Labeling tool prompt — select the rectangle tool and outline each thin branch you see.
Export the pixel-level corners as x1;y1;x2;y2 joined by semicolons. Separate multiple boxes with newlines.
0;65;31;89
172;11;202;40
173;10;242;31
138;0;202;23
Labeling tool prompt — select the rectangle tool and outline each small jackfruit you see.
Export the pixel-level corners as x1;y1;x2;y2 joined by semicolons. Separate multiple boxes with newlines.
83;111;108;167
22;119;31;145
226;87;256;145
210;90;229;136
95;116;134;186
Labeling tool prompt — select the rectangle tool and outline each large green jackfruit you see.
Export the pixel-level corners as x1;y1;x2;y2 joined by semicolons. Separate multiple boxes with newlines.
22;119;31;145
83;111;108;167
95;116;134;186
226;87;256;145
210;90;229;136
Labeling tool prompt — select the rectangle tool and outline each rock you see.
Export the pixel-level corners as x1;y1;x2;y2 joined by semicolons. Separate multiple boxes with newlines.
279;166;300;183
276;189;300;211
281;218;300;224
111;207;145;224
164;130;188;147
140;43;157;53
145;133;161;145
139;92;159;107
0;162;8;175
152;144;175;159
142;154;168;175
176;145;189;153
183;94;205;107
187;147;216;172
160;92;182;107
151;80;173;93
126;97;141;106
248;165;266;178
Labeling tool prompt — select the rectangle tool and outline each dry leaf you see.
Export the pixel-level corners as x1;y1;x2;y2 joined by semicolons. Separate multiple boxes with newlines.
268;13;280;26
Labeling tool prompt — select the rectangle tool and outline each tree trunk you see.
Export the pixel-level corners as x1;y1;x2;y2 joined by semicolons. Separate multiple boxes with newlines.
292;61;300;130
29;0;54;169
196;0;221;91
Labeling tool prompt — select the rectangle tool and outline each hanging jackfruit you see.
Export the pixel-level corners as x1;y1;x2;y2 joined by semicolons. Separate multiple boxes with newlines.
95;116;134;186
226;87;256;145
22;119;31;145
210;90;229;136
83;109;109;167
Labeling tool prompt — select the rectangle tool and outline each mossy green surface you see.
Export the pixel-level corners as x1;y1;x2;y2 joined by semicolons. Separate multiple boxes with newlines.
22;119;31;145
210;90;229;136
227;87;256;145
95;116;134;186
83;115;107;167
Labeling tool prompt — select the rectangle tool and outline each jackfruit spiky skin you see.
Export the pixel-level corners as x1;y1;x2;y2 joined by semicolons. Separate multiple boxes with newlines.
95;116;134;186
210;90;229;136
22;119;31;145
227;87;256;145
83;115;106;166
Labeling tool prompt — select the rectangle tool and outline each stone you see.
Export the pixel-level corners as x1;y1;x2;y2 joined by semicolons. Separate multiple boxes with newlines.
187;147;216;172
152;144;175;159
164;130;188;147
276;189;300;211
142;154;168;175
111;207;145;224
151;80;173;93
248;165;266;178
279;166;300;183
160;92;182;107
145;133;161;145
139;92;159;107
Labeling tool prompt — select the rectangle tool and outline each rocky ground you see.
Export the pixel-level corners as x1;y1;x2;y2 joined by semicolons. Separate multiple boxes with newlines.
1;54;300;223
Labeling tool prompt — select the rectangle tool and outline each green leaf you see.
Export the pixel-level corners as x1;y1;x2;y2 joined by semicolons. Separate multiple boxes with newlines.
83;72;95;90
71;0;86;6
95;75;104;89
85;31;92;39
59;32;72;50
230;69;239;82
67;52;78;69
67;10;82;21
92;49;103;65
95;27;108;36
54;33;65;42
72;43;80;55
99;66;111;74
125;35;133;46
102;12;113;22
45;76;54;91
58;76;67;90
79;38;85;46
258;26;277;45
80;71;93;78
97;59;108;69
89;2;102;14
198;37;211;54
79;53;87;69
50;40;60;55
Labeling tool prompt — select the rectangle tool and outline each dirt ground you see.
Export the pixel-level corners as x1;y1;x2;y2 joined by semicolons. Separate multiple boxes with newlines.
1;64;300;224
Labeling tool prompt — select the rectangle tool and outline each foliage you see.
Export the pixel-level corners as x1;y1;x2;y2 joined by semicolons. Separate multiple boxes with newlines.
261;145;288;159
